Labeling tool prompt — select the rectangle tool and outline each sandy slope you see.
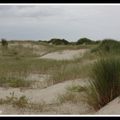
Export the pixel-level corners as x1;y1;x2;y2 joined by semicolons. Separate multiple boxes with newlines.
40;49;88;60
0;49;94;114
96;97;120;115
0;79;95;115
0;79;88;104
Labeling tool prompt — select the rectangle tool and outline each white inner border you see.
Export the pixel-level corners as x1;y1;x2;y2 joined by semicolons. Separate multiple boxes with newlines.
0;3;120;117
0;3;120;5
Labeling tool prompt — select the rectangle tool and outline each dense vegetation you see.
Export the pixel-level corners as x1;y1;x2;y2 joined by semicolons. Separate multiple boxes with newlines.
91;39;120;54
48;38;69;45
76;38;93;45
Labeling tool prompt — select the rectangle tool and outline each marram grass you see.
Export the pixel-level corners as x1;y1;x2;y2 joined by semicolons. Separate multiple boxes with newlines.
85;56;120;110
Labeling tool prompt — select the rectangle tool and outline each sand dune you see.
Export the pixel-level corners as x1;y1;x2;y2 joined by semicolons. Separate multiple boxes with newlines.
0;79;94;115
0;79;88;104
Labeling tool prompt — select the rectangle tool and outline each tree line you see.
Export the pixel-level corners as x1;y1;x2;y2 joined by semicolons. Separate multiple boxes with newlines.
1;37;120;46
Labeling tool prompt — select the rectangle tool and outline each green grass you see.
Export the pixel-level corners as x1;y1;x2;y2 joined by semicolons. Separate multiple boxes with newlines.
0;55;92;86
85;56;120;110
50;61;92;84
0;44;36;57
0;77;31;88
91;39;120;56
0;42;95;88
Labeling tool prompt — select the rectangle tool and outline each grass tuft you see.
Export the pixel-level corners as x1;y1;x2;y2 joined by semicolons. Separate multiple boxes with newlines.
85;56;120;110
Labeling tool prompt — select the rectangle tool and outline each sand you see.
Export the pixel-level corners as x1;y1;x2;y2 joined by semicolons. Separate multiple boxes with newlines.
0;79;94;115
0;79;88;104
40;49;88;60
96;97;120;115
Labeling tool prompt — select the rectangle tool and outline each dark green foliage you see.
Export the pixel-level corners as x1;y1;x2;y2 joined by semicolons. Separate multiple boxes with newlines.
98;39;120;50
48;38;69;45
76;38;94;45
38;40;48;43
94;40;101;44
1;38;8;48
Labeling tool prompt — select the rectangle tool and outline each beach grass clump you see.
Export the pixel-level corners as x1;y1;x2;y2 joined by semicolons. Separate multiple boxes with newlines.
51;63;81;84
85;56;120;110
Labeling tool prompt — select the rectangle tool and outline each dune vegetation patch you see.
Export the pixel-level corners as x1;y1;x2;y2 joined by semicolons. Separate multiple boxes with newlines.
84;56;120;110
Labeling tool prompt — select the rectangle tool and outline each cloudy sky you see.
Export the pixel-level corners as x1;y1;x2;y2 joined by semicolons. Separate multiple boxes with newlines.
0;4;120;41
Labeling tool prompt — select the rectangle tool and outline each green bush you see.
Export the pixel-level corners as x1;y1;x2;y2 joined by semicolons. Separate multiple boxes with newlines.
1;38;8;48
85;57;120;110
48;38;69;45
76;38;94;45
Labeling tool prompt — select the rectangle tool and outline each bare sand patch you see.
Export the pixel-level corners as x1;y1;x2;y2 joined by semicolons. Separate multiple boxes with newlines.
0;79;94;115
52;102;94;115
0;79;88;104
40;49;88;60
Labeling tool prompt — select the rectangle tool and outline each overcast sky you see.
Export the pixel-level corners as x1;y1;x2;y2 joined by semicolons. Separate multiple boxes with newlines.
0;4;120;41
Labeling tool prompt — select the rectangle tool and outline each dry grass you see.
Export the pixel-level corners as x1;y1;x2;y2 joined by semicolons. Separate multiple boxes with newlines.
57;84;86;104
0;92;47;112
0;43;94;88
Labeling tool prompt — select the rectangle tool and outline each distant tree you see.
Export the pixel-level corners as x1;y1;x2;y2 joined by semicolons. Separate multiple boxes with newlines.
94;40;101;44
76;38;93;45
38;40;48;43
48;38;69;45
1;38;8;48
1;38;8;56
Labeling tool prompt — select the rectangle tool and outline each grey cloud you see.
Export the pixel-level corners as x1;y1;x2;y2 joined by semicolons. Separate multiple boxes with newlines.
0;5;64;18
0;5;120;41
